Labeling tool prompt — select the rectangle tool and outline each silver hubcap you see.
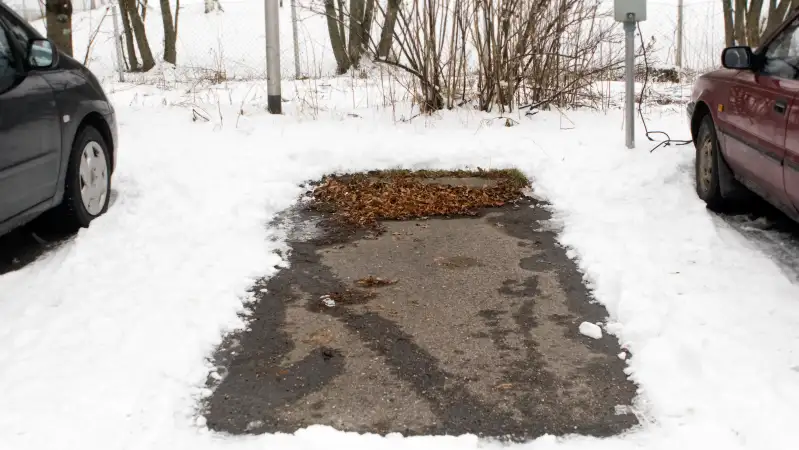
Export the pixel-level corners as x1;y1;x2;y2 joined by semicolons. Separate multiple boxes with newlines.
698;138;713;193
79;141;108;216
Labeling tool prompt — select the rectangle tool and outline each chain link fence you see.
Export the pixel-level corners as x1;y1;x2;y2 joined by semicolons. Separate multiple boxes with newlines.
5;0;112;21
7;0;338;83
6;0;727;84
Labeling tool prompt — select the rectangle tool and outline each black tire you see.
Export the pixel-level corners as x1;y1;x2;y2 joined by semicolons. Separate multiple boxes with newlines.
56;126;112;231
695;115;726;211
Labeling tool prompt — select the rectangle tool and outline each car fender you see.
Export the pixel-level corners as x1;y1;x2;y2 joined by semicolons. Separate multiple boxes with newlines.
51;100;114;205
39;58;114;206
691;78;721;133
691;71;750;200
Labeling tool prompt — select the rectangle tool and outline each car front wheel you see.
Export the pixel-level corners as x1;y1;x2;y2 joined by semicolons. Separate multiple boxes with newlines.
58;126;112;230
695;115;726;210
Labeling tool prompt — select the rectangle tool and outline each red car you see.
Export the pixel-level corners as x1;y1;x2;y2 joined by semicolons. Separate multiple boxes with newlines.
689;10;799;221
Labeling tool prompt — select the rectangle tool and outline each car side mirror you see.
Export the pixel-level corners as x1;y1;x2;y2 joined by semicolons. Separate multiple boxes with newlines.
722;46;755;70
27;39;58;70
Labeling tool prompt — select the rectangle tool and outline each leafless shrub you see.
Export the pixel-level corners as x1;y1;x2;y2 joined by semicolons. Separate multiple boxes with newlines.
82;6;112;67
313;0;633;113
470;0;625;112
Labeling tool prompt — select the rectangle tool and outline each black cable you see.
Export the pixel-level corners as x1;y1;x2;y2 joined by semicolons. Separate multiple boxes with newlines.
636;22;693;153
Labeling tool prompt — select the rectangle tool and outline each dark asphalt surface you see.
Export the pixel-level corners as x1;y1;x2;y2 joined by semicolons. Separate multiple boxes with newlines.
203;196;639;440
0;189;118;275
0;227;75;276
719;199;799;283
2;187;798;440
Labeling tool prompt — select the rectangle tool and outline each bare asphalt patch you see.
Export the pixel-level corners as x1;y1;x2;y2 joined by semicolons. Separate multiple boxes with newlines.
0;190;116;275
203;187;638;441
0;228;74;275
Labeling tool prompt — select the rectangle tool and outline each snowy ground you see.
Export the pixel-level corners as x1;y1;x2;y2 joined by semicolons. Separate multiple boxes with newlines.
4;0;797;447
1;74;799;450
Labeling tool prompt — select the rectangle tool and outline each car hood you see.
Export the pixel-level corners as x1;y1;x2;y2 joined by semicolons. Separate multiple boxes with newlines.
700;67;741;81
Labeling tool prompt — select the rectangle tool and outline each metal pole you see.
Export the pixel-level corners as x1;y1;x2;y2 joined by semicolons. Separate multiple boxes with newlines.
289;0;301;79
111;3;125;82
676;0;683;69
624;20;635;149
265;0;282;114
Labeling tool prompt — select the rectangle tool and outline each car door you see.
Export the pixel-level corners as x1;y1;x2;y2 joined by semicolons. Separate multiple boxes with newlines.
719;19;799;213
0;13;61;223
784;100;799;211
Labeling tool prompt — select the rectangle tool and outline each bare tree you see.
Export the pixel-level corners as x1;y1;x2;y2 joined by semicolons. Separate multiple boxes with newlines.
119;0;140;70
45;0;73;57
363;0;376;53
205;0;223;13
369;0;623;113
140;0;149;21
159;0;177;64
309;0;627;113
722;0;735;46
722;0;799;47
324;0;350;72
121;0;155;71
377;0;399;59
322;0;372;74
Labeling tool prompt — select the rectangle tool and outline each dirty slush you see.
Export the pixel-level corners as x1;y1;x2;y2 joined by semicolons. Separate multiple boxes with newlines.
202;171;637;441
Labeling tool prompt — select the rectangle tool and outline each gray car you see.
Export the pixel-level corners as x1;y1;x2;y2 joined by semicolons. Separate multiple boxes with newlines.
0;4;117;236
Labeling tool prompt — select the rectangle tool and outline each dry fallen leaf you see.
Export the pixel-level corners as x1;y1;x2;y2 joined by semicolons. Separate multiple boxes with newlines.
310;172;526;229
355;276;398;287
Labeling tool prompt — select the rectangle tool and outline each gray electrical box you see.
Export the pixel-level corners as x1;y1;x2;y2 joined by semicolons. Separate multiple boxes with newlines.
614;0;647;22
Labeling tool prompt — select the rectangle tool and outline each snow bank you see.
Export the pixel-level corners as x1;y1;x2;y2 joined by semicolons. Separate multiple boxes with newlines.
1;83;798;450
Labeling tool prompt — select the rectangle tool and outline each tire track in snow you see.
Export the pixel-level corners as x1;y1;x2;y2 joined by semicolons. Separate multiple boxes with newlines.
719;201;799;285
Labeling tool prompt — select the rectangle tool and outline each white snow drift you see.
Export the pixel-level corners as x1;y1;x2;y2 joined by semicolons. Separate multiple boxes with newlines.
0;80;798;450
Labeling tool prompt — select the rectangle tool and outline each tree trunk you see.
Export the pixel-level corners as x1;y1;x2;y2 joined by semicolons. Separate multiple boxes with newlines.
324;0;350;73
361;0;375;52
745;0;764;46
377;0;398;59
45;0;74;57
159;0;177;64
347;0;365;66
175;0;181;39
119;0;139;70
123;0;155;70
337;0;346;49
722;0;734;47
765;0;792;38
734;0;747;45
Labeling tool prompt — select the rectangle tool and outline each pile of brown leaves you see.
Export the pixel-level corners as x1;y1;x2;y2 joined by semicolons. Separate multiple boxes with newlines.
311;170;528;228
